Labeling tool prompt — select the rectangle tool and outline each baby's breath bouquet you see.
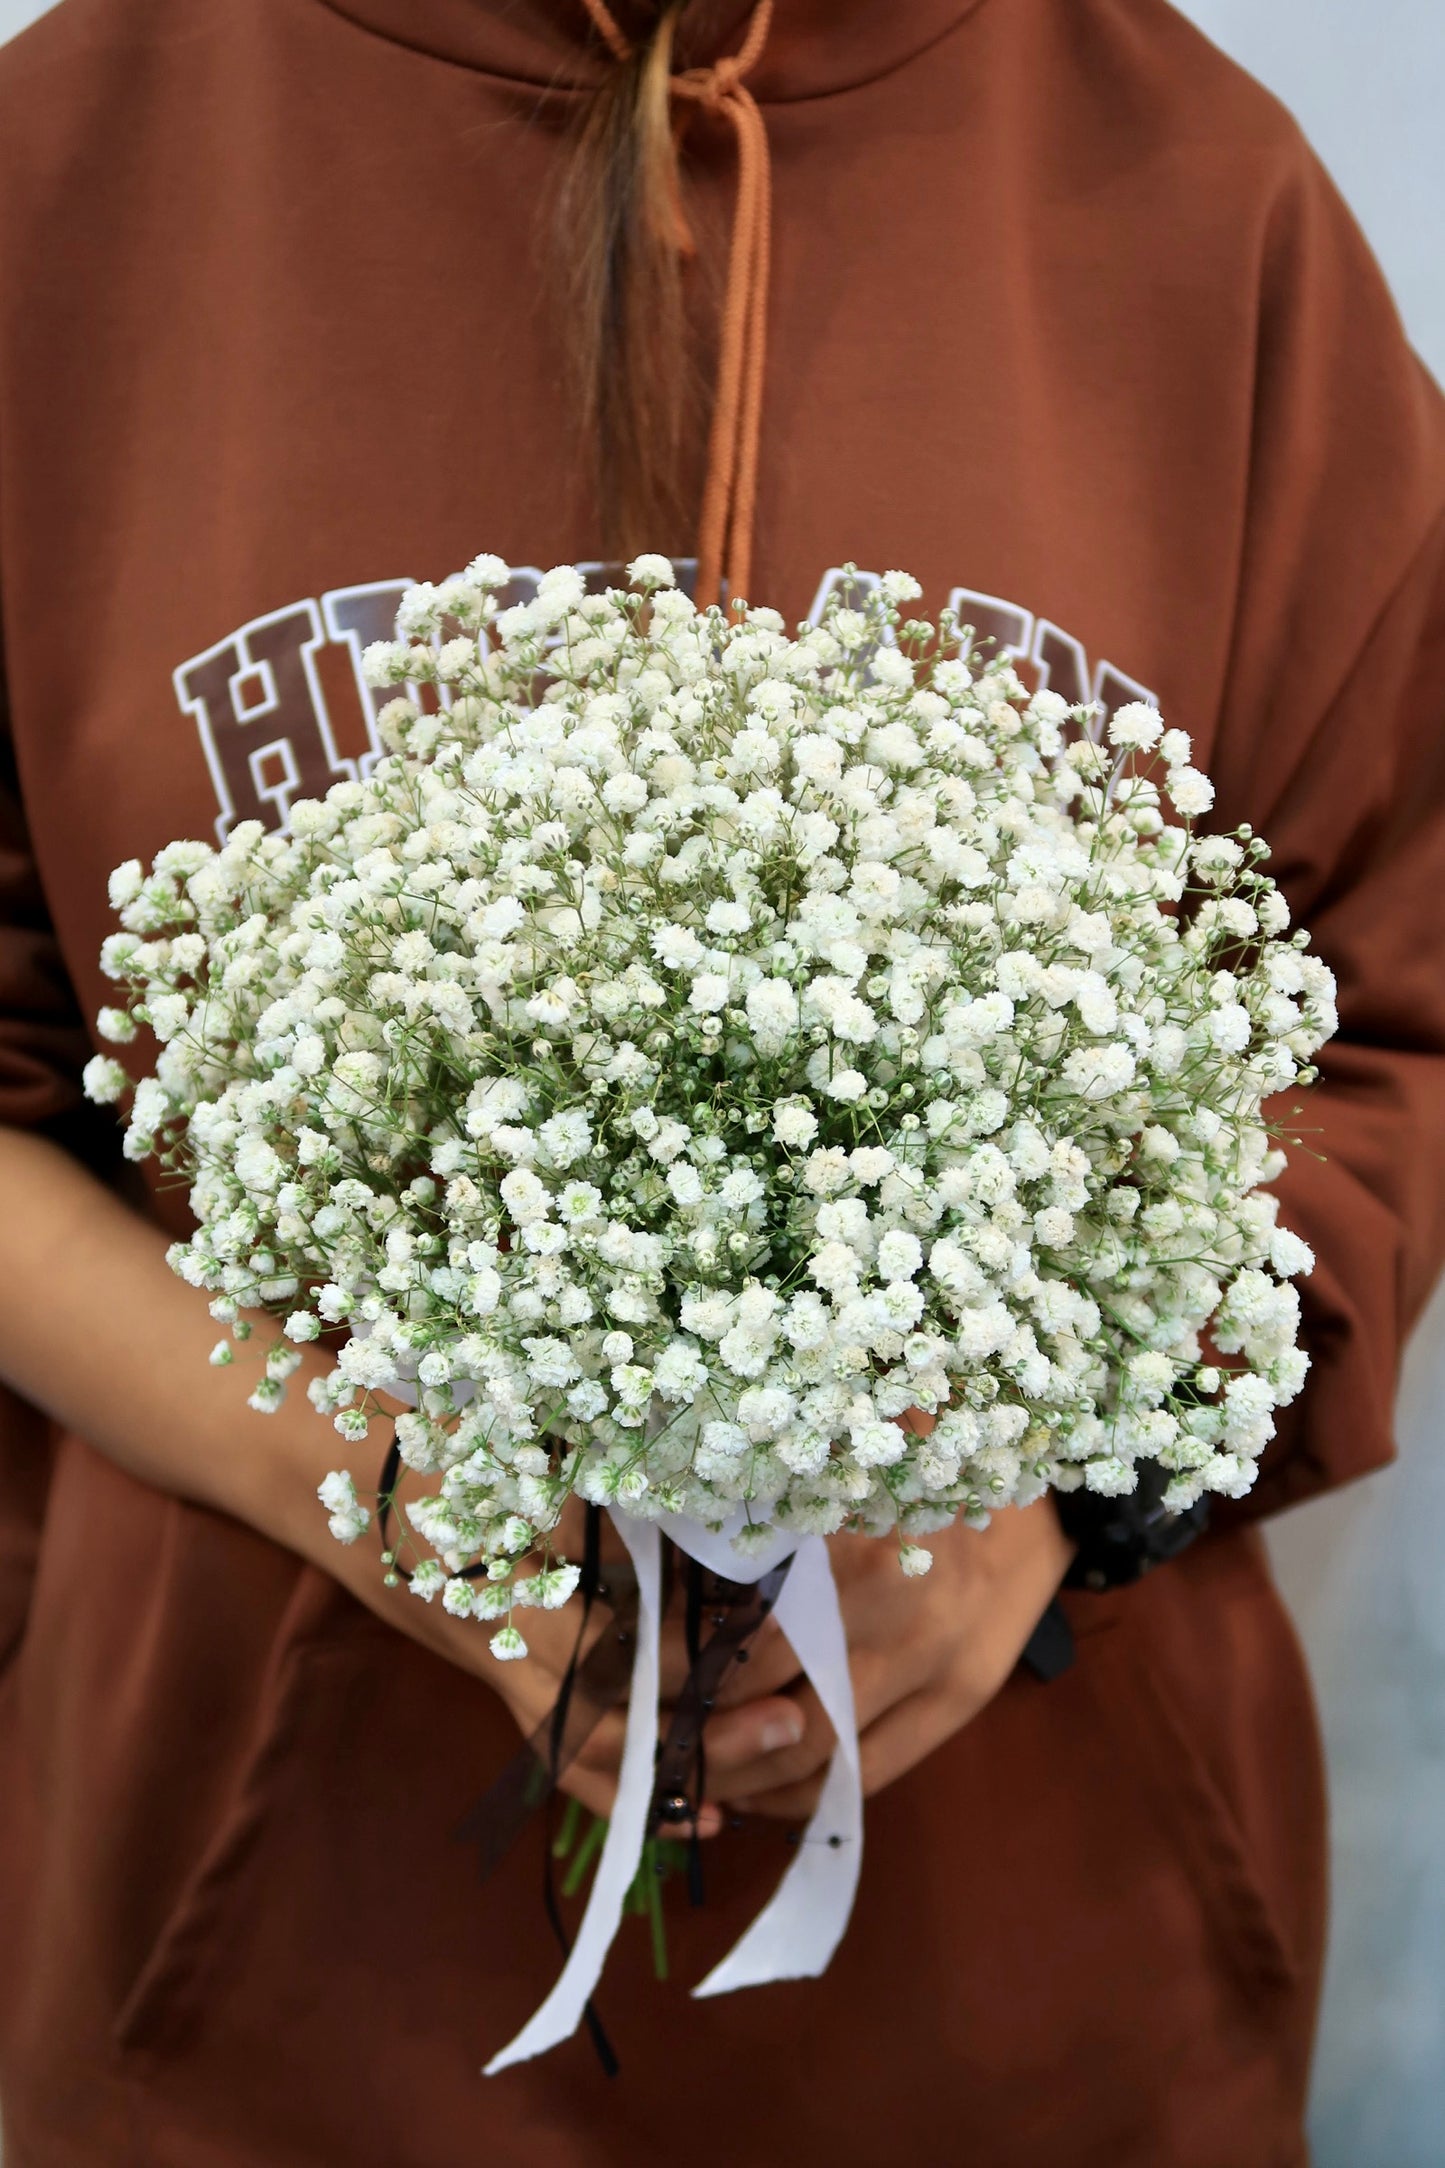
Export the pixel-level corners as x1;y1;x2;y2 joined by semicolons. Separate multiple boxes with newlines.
87;557;1334;1660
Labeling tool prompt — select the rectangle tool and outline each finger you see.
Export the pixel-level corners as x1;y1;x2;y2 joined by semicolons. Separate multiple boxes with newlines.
568;1706;631;1777
556;1757;723;1840
711;1617;804;1707
725;1683;971;1821
655;1610;799;1706
564;1704;728;1838
855;1681;991;1799
695;1691;812;1776
728;1776;825;1822
706;1682;836;1801
706;1631;925;1801
558;1763;618;1821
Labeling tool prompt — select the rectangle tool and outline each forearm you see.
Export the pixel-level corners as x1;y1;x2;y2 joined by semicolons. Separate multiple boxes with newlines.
0;1123;327;1543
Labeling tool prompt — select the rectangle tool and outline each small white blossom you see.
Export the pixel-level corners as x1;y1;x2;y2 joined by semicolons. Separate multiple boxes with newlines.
773;1101;818;1149
627;553;677;589
1170;767;1216;817
82;1054;129;1105
317;1469;371;1544
1107;702;1164;752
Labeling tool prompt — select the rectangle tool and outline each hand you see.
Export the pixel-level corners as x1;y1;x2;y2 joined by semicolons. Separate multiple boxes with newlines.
698;1495;1076;1820
270;1425;808;1838
0;1133;795;1843
0;1132;1058;1837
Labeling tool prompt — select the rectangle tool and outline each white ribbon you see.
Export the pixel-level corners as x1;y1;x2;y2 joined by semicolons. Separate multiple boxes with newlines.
483;1510;862;2075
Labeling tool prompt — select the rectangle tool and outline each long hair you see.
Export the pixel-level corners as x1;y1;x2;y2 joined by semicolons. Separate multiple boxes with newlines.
554;3;710;560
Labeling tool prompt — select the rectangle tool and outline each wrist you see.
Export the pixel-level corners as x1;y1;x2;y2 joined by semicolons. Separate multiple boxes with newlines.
1055;1462;1209;1592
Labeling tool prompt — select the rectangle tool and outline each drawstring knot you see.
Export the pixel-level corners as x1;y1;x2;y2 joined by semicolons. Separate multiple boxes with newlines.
580;0;774;613
674;50;744;110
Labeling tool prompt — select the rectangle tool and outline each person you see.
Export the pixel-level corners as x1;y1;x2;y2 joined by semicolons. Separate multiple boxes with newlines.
0;0;1442;2160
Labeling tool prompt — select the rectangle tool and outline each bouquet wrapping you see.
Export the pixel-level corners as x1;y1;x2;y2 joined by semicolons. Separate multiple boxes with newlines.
87;556;1334;2062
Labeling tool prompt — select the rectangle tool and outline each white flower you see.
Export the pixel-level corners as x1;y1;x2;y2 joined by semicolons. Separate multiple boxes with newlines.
1107;702;1163;752
82;1054;129;1105
499;1167;550;1224
803;1148;851;1196
107;859;145;909
628;553;677;588
877;1229;923;1280
1033;1207;1075;1247
654;1341;708;1399
850;1420;906;1468
676;1290;731;1343
1169;767;1215;817
773;1101;818;1149
793;734;844;789
602;771;649;815
746;977;800;1053
804;976;876;1044
667;1162;705;1207
880;570;923;605
719;1167;764;1211
706;898;752;936
1084;1456;1136;1496
869;647;915;692
97;1005;136;1044
317;1470;371;1544
1208;1004;1252;1054
235;1135;285;1192
651;921;705;971
1128;1350;1175;1400
1061;1043;1136;1098
683;973;726;1016
825;1067;867;1103
1270;1227;1315;1278
538;1110;592;1168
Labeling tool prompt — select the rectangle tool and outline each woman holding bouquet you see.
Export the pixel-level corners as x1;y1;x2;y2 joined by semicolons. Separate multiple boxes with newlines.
0;1;1441;2162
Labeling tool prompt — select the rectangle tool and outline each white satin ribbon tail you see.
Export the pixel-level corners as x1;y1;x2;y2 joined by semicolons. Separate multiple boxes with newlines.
482;1514;662;2075
482;1510;862;2072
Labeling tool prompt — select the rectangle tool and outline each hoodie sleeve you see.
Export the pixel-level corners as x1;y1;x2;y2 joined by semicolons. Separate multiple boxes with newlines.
0;679;94;1136
1205;141;1445;1521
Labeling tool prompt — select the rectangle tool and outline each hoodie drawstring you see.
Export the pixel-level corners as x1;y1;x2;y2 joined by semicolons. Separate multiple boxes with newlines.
579;0;774;612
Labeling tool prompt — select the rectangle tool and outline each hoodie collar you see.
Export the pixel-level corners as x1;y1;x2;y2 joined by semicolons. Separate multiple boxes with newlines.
314;0;988;103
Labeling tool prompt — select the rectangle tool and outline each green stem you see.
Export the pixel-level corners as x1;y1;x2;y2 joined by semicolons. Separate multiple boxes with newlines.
552;1794;583;1861
644;1839;669;1981
560;1811;607;1897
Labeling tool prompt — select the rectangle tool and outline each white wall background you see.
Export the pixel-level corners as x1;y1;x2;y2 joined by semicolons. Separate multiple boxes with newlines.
0;0;1440;2159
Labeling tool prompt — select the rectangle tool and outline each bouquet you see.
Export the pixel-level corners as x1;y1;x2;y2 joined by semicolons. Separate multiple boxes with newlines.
85;555;1334;2057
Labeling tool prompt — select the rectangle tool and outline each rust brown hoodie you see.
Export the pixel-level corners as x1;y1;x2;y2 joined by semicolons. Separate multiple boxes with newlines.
1;1;1443;2162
